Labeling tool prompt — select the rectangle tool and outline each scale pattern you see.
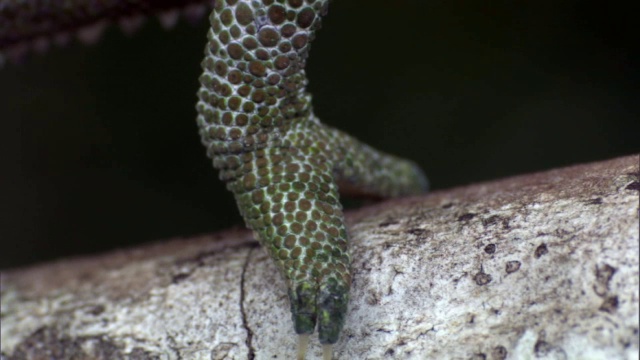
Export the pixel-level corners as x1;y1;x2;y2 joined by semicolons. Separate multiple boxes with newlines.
195;0;428;346
0;0;429;352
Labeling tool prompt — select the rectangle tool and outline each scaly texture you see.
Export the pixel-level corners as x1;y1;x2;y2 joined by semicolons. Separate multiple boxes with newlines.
0;0;428;353
2;156;638;359
195;0;427;349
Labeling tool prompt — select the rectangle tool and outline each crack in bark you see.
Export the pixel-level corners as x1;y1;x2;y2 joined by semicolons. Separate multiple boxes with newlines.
240;247;256;359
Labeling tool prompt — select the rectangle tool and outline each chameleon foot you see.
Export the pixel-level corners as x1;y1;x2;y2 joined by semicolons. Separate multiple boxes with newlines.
196;0;427;354
0;0;429;356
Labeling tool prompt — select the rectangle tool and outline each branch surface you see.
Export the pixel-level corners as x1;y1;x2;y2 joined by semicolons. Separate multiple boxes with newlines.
2;155;639;359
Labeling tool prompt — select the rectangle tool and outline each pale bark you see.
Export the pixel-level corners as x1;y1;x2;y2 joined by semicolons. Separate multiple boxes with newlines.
2;155;639;360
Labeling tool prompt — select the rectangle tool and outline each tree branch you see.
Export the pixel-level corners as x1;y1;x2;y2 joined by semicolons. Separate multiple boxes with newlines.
2;155;638;359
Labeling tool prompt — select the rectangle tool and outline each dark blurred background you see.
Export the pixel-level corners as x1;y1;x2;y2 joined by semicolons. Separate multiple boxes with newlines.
1;0;637;269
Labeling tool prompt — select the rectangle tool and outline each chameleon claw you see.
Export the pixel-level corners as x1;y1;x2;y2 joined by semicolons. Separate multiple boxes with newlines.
291;279;347;357
322;344;333;360
195;0;426;355
297;334;310;360
297;335;334;360
290;283;318;336
317;280;349;345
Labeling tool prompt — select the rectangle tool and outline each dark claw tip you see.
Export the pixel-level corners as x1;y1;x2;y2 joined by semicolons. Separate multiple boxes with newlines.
289;283;317;335
317;281;349;344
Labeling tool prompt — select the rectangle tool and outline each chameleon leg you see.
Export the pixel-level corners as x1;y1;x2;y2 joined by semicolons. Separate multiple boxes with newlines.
0;0;428;355
228;141;351;344
278;120;427;344
314;121;429;198
217;120;426;351
195;0;427;355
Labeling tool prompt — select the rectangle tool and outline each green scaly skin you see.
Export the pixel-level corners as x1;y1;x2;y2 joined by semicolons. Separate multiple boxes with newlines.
1;0;428;352
196;0;427;347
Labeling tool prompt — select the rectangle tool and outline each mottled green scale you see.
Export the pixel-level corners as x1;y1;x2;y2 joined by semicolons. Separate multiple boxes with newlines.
196;0;427;353
0;0;427;357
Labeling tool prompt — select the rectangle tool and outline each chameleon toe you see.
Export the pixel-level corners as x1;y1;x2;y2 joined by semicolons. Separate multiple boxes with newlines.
195;0;427;353
317;279;349;345
289;283;318;336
